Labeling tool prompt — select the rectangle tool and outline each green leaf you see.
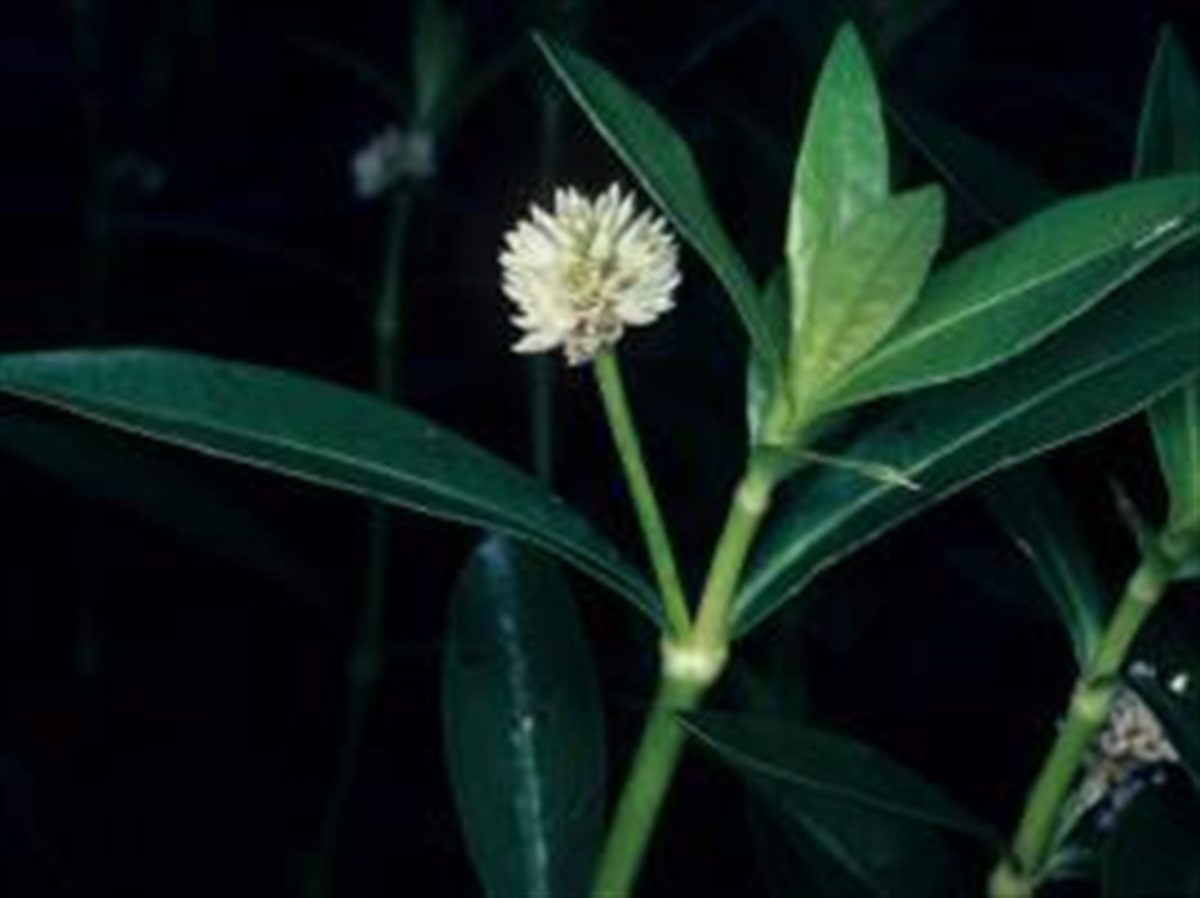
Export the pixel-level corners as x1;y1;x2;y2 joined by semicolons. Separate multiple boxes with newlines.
1136;27;1200;177
787;26;890;362
1149;381;1200;535
824;174;1200;408
736;267;1200;633
534;33;783;373
890;102;1058;229
792;186;946;413
787;24;889;270
0;409;310;593
982;464;1108;667
443;537;604;898
684;712;996;843
687;712;988;896
0;349;660;621
1102;785;1200;898
1137;28;1200;537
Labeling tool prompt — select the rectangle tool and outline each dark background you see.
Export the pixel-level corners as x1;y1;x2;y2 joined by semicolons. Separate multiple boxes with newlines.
1;1;1197;895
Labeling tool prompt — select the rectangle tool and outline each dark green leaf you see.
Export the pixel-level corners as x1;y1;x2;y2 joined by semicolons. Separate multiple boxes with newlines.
1102;785;1200;898
684;712;996;844
826;175;1200;407
793;187;946;414
443;537;604;898
0;349;659;621
890;102;1058;229
689;712;985;897
0;409;310;593
736;267;1200;633
534;34;783;373
1138;28;1200;538
1136;28;1200;177
983;464;1108;666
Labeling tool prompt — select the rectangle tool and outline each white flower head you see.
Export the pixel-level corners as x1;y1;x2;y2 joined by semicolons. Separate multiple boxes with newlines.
499;183;680;365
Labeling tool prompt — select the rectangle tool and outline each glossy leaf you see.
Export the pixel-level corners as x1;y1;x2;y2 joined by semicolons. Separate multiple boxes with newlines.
787;26;890;363
825;174;1200;407
983;464;1108;666
0;349;660;621
684;712;995;843
1102;785;1200;898
688;713;985;896
534;33;783;373
443;537;604;898
792;186;946;413
1138;28;1200;537
0;409;309;593
736;267;1200;633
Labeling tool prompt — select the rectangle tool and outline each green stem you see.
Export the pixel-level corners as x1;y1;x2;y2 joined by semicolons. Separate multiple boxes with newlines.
988;527;1195;898
593;350;690;637
589;457;779;898
308;189;413;898
590;673;707;898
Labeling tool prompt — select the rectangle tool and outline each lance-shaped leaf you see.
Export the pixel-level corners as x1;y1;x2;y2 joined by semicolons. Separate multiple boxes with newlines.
792;186;945;414
735;267;1200;634
0;349;660;621
443;537;605;898
787;24;890;345
1139;28;1200;538
822;174;1200;408
686;712;991;896
982;464;1109;667
0;409;310;593
534;34;783;373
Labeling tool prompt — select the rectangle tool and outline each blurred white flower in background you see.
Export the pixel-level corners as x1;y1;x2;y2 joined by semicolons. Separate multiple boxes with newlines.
351;125;437;199
499;184;680;365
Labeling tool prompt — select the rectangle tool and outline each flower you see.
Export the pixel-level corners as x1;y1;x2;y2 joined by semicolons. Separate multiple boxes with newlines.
499;184;680;365
1076;685;1179;829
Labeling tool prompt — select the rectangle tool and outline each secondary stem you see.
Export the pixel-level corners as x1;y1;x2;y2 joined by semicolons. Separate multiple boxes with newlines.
309;189;413;898
593;350;691;637
988;527;1196;898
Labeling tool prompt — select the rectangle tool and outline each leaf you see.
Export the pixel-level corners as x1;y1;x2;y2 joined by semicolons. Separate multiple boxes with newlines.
688;713;987;897
748;798;871;898
1136;27;1200;177
982;464;1108;667
1137;28;1200;537
890;102;1058;229
787;24;889;267
534;33;783;373
0;409;310;593
0;349;660;621
684;712;996;843
787;25;890;363
792;186;946;413
1102;785;1200;898
736;267;1200;634
442;537;604;898
824;174;1200;408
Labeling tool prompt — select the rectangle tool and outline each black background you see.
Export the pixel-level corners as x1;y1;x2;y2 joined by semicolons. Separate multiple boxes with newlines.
1;1;1197;895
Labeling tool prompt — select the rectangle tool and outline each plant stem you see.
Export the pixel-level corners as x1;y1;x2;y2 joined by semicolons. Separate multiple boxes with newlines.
590;673;707;898
589;456;779;898
988;527;1196;898
308;189;413;898
593;350;690;637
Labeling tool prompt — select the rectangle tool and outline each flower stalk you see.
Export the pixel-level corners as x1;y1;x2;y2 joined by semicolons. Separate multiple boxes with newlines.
988;525;1198;898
